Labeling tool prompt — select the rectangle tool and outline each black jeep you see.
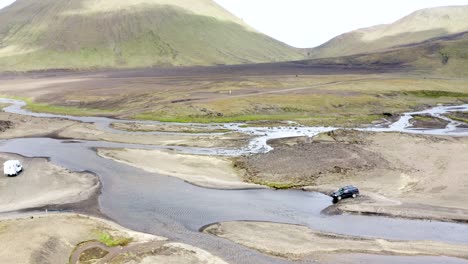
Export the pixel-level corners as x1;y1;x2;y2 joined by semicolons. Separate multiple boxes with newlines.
330;185;359;202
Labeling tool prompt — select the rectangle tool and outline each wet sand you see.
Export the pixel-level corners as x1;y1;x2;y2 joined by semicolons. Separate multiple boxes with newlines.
97;148;264;189
202;221;468;261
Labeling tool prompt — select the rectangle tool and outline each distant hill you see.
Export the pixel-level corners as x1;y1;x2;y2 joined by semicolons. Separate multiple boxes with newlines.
0;0;304;71
308;5;468;59
306;31;468;77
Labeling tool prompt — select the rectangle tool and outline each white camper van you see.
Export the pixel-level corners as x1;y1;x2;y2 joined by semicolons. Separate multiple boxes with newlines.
4;160;22;177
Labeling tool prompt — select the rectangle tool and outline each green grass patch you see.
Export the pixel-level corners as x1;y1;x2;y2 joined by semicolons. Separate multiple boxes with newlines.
0;94;30;102
131;128;231;133
96;231;133;247
402;90;468;98
134;109;387;127
413;115;435;121
2;77;465;129
254;181;301;190
0;94;112;116
111;124;231;134
448;115;468;123
4;93;383;127
299;114;386;127
444;113;468;123
25;102;111;116
134;113;310;124
238;121;297;128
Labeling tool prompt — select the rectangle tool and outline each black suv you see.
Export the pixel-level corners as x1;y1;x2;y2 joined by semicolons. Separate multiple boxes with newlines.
330;186;359;202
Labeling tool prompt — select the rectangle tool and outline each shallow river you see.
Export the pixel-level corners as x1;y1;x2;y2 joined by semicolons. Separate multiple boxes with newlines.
0;98;468;264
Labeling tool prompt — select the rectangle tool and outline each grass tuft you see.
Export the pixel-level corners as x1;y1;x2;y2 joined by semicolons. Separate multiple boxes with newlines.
413;115;435;121
96;231;133;247
256;181;301;190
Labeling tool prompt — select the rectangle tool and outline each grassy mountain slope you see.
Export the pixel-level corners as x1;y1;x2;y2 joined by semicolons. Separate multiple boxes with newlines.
309;31;468;77
308;5;468;59
0;0;304;71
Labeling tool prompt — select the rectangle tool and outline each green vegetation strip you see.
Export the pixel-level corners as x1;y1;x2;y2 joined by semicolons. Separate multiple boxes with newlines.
134;113;387;128
133;113;309;123
1;87;466;127
445;114;468;123
97;231;133;247
25;102;112;116
253;181;302;190
413;115;436;121
0;95;113;116
402;90;468;98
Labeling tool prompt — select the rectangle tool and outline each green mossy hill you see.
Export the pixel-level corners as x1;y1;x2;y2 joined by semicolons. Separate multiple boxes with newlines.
307;5;468;59
0;0;304;71
308;31;468;77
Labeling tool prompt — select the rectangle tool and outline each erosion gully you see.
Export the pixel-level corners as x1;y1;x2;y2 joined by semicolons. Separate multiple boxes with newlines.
0;98;468;264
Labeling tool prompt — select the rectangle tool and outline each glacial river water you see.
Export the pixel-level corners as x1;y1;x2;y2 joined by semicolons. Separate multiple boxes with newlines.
0;98;468;264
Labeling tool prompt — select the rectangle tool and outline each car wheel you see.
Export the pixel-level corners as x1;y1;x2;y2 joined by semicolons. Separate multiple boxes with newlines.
352;194;357;198
337;196;342;201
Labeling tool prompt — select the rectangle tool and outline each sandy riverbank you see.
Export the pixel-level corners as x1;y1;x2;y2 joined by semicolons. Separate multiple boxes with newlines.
202;221;468;261
0;112;76;139
0;213;228;264
111;122;231;133
0;153;98;213
0;111;249;148
59;122;250;148
97;148;264;189
237;130;468;222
